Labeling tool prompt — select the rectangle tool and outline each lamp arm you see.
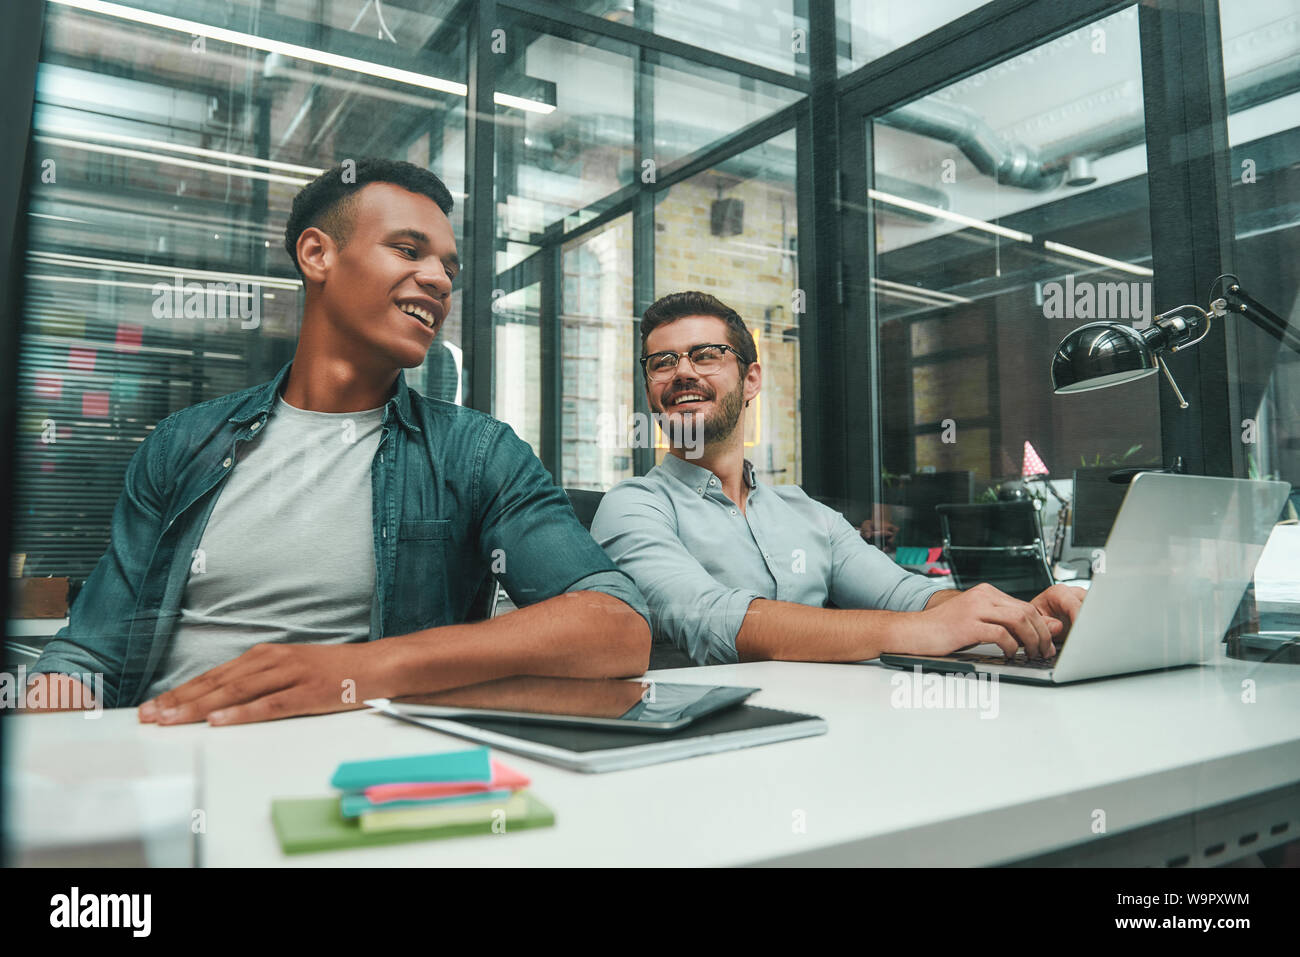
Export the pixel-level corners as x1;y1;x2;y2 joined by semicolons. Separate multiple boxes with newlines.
1218;278;1300;355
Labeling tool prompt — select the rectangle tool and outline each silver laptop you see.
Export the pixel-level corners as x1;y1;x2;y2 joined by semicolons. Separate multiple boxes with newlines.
879;473;1290;684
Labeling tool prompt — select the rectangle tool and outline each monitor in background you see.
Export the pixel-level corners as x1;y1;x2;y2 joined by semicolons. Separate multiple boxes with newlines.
1071;467;1130;548
889;470;974;547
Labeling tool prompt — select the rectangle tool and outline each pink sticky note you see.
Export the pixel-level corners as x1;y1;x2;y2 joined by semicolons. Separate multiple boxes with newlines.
34;374;62;399
68;348;96;372
363;760;530;803
115;323;143;353
82;391;109;418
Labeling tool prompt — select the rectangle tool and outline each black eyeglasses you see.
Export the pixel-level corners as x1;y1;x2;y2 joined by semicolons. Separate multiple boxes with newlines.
639;343;749;382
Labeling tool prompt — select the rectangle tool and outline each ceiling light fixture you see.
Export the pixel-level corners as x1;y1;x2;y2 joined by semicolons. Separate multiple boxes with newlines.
49;0;555;113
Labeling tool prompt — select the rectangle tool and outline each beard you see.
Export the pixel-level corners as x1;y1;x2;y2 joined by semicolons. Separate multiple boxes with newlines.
701;379;744;444
655;378;745;448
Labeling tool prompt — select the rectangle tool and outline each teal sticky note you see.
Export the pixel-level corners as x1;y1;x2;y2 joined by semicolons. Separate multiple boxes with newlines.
330;747;492;790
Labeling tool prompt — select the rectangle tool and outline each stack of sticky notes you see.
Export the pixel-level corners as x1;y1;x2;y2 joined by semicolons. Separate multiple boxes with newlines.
271;747;554;854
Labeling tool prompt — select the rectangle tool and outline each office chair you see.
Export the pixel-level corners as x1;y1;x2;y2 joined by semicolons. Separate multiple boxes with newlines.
465;572;500;622
565;488;605;529
936;501;1054;602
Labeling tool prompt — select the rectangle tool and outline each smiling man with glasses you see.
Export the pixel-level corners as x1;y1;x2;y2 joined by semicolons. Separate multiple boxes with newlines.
26;158;650;722
592;290;1084;667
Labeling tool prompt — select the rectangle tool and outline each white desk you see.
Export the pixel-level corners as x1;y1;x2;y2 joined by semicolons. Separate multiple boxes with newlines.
7;647;1300;867
6;618;67;638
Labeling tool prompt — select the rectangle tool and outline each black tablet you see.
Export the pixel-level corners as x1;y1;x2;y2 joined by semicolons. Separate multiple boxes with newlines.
374;676;760;733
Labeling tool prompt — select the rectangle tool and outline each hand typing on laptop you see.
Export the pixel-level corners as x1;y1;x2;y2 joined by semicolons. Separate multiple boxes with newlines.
891;583;1086;660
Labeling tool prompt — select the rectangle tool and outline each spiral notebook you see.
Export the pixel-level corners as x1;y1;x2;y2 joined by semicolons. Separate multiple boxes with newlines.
367;701;827;773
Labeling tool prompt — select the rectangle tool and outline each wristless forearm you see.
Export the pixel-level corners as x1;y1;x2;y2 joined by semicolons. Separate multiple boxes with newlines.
736;599;912;662
384;591;650;696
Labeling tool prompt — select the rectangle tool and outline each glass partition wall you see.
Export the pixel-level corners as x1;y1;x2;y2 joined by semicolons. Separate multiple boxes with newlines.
1218;0;1300;493
7;0;1291;594
835;0;1286;551
867;6;1159;550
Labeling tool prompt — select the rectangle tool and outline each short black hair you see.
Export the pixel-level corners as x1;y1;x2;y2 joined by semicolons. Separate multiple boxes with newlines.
640;291;758;367
283;158;455;275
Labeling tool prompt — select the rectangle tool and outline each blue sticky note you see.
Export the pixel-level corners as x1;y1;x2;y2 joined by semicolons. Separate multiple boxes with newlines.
339;789;515;819
330;747;492;791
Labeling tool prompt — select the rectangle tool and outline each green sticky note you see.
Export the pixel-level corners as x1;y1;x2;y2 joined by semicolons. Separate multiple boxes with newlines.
271;790;555;855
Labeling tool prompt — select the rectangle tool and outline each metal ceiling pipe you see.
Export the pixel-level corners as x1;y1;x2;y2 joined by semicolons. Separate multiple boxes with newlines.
878;97;1064;191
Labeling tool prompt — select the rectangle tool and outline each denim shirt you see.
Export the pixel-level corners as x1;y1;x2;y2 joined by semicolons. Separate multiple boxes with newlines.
31;361;648;707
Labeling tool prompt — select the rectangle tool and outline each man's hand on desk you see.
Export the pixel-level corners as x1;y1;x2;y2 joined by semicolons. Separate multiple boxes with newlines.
138;591;649;725
900;582;1086;659
138;641;393;726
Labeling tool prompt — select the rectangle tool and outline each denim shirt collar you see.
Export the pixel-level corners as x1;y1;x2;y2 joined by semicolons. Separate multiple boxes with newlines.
659;452;758;496
225;360;422;434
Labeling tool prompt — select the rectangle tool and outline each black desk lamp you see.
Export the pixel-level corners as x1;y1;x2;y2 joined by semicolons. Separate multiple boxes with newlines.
1051;274;1293;480
1052;274;1297;408
1050;274;1300;664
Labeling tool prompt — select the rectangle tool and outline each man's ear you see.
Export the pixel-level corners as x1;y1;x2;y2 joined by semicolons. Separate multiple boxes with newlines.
743;361;762;406
295;227;334;285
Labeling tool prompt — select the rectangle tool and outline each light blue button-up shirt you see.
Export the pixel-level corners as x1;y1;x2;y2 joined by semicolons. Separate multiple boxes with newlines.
592;454;946;665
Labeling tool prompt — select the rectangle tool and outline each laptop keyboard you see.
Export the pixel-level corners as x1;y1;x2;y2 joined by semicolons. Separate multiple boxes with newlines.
949;652;1056;670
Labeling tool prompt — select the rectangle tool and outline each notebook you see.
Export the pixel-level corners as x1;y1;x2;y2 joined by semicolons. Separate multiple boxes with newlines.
368;702;828;773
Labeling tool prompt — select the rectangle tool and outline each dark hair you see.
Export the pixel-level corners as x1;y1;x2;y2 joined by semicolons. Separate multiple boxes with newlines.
282;158;455;275
640;291;758;368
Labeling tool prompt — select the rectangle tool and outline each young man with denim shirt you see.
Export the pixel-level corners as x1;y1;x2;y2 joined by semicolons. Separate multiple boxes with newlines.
591;291;1084;666
28;159;650;722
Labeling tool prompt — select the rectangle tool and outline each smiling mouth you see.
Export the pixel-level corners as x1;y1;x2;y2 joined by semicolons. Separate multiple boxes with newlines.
666;392;710;408
397;303;440;330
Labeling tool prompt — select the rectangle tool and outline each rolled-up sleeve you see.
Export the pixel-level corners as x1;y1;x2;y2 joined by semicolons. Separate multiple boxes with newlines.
474;422;648;627
821;501;947;612
592;483;761;665
562;569;649;620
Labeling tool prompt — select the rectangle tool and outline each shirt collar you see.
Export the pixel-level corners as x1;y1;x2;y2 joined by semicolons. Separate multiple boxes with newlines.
658;453;758;496
227;360;422;434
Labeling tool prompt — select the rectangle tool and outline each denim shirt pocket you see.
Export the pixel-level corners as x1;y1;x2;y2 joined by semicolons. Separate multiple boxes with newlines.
392;519;452;634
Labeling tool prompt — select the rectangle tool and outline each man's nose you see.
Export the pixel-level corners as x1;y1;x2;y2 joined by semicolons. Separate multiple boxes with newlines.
667;371;703;395
416;261;453;296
